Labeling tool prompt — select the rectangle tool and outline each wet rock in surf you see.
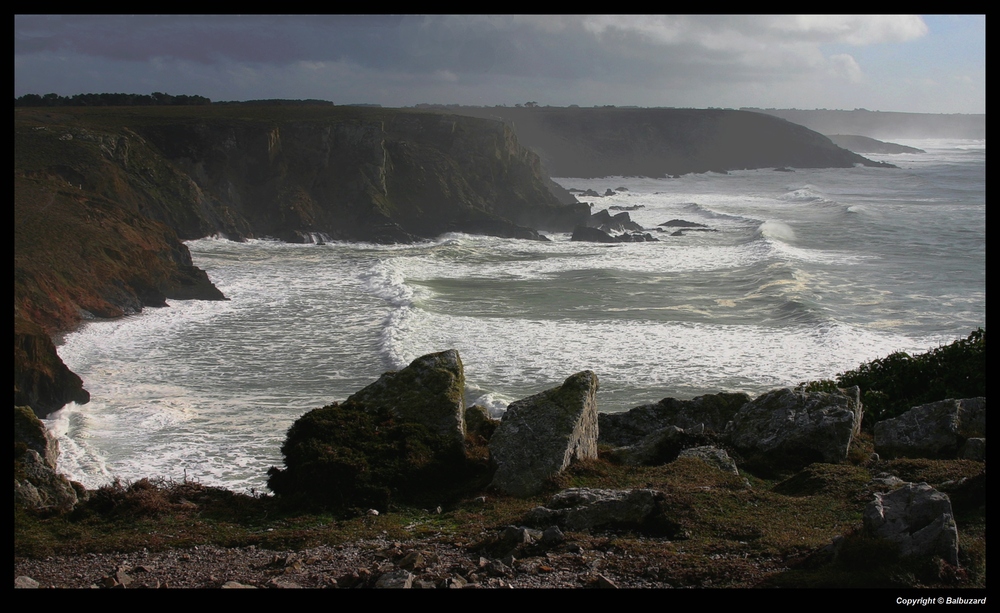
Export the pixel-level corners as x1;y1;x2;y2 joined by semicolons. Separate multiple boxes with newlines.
489;371;599;497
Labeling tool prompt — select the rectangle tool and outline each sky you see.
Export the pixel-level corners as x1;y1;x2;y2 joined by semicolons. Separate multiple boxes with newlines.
14;15;985;114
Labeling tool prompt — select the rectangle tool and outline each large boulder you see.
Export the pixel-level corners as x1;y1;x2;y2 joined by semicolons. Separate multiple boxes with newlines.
874;398;985;459
863;482;959;566
723;387;862;467
346;350;466;447
489;371;599;496
267;350;482;509
600;392;750;447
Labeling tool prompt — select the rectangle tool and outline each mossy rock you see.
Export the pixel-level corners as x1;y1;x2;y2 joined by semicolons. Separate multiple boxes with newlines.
268;403;489;512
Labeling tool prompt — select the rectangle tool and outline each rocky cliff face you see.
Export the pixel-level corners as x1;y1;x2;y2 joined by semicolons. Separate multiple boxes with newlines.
14;106;589;416
129;108;588;242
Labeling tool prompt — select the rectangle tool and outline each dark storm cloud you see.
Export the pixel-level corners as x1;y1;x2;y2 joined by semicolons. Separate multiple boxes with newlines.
14;15;982;113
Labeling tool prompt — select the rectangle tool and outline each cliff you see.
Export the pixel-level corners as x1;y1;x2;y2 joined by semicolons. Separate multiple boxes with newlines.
13;104;896;416
14;106;589;416
443;106;891;177
745;108;985;140
826;135;925;155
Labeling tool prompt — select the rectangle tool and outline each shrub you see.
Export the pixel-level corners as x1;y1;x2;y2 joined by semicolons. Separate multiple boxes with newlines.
835;329;984;431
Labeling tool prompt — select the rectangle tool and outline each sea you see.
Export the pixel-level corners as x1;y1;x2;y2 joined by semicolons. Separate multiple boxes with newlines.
48;139;985;492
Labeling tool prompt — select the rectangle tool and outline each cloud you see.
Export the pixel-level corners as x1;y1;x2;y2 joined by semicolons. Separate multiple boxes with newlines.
14;15;980;113
827;53;864;83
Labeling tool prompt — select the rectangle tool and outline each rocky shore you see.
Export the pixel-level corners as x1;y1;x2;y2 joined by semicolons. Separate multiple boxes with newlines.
15;347;986;589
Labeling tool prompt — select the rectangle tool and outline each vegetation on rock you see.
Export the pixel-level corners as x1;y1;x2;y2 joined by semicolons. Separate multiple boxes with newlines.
266;403;492;512
807;329;985;431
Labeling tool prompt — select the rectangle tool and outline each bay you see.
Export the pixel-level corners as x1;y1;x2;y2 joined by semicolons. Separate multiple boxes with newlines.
50;138;985;491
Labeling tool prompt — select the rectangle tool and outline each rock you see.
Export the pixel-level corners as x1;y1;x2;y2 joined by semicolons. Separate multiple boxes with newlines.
346;349;467;447
14;576;40;589
607;211;644;233
397;551;425;571
464;404;499;442
723;386;862;467
15;449;81;514
962;438;985;461
15;405;59;468
489;371;599;496
874;398;985;459
596;574;619;589
524;488;665;532
659;219;708;228
375;570;414;589
863;482;959;566
608;425;687;466
15;323;91;418
267;352;479;509
599;392;750;447
541;525;566;546
571;225;618;243
870;473;908;490
677;446;740;476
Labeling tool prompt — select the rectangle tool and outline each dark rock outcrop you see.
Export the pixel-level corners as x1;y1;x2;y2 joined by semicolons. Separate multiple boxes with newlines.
874;398;985;459
489;371;599;497
14;320;90;418
599;392;750;447
606;425;731;468
14;405;86;512
723;386;862;468
464;404;499;442
571;226;618;243
659;219;708;228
